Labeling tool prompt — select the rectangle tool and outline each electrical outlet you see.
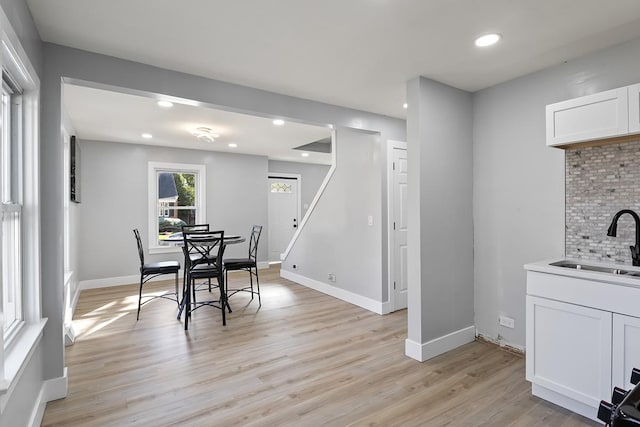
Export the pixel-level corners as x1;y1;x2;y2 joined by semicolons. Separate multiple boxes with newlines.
499;315;515;329
328;273;336;282
292;264;297;270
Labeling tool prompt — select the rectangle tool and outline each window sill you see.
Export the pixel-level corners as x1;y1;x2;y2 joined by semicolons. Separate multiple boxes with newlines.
0;318;48;400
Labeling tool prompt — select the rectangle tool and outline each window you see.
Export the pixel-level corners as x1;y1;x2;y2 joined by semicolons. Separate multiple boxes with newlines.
148;162;206;252
1;72;23;337
270;182;292;193
0;4;43;399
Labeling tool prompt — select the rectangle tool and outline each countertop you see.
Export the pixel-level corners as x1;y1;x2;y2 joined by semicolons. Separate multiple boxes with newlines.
525;257;640;289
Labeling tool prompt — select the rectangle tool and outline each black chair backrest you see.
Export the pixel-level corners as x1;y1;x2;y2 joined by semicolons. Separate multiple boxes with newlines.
182;224;209;233
133;228;144;266
181;224;210;256
182;230;226;269
248;225;262;262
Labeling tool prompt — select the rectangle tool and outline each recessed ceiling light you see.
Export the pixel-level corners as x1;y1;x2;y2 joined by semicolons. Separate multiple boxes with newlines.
190;127;219;142
273;119;285;126
228;143;237;148
157;100;173;108
475;33;501;47
403;103;408;109
301;152;309;157
141;133;152;139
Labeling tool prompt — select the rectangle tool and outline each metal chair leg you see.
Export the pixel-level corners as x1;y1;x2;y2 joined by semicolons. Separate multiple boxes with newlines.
175;271;180;308
137;273;144;320
255;266;261;306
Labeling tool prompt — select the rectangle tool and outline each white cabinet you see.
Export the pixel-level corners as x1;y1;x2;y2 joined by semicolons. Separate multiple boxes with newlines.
525;264;640;421
546;87;629;147
612;313;640;390
526;296;612;411
628;83;640;133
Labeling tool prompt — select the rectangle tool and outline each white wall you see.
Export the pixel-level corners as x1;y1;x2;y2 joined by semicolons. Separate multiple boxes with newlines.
40;42;404;386
77;139;268;281
281;128;384;308
405;77;475;361
473;36;640;348
268;160;330;218
0;1;45;426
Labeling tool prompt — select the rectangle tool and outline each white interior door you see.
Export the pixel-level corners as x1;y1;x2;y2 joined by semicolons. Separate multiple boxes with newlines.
392;147;408;310
268;177;299;262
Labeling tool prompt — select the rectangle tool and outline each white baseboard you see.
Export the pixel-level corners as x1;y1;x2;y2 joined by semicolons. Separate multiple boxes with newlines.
29;368;67;427
405;325;476;362
281;269;385;314
80;262;271;291
380;301;391;315
80;273;146;290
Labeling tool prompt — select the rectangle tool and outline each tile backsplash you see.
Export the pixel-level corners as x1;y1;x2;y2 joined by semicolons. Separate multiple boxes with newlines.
566;140;640;265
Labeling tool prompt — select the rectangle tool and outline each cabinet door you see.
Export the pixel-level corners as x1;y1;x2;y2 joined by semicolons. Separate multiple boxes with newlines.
628;84;640;133
613;313;640;390
526;296;612;408
546;87;628;146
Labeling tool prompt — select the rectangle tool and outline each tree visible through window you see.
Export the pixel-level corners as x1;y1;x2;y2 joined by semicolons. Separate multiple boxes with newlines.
149;162;205;250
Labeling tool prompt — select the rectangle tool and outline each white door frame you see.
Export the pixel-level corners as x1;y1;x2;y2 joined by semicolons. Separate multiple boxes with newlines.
268;173;302;261
387;139;407;312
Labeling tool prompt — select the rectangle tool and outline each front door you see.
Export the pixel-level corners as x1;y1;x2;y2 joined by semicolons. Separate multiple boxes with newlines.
268;176;299;262
392;147;408;310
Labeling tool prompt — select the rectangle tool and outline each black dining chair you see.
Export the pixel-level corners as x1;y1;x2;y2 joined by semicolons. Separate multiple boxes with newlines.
224;225;263;309
132;228;181;320
180;230;227;329
180;224;212;291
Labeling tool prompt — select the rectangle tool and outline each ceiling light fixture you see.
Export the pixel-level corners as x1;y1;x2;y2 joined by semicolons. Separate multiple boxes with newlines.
301;152;310;157
403;103;408;109
273;119;285;126
228;143;237;148
141;133;153;139
190;127;219;142
157;100;173;108
475;33;501;47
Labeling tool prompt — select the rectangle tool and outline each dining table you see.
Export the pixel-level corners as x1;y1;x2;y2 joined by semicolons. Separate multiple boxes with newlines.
162;232;246;321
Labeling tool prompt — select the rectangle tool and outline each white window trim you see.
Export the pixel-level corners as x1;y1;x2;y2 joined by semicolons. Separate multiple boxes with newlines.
0;3;43;402
147;161;206;254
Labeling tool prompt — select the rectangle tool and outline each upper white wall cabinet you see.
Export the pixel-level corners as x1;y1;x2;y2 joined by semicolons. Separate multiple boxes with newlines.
546;87;630;147
628;83;640;133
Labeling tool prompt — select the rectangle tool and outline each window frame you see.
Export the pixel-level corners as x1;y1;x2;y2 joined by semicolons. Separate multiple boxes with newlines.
147;161;206;254
0;5;43;402
2;72;23;339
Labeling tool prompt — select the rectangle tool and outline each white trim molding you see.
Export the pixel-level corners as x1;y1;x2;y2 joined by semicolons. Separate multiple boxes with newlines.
80;262;271;291
404;325;476;362
281;269;386;315
28;368;67;427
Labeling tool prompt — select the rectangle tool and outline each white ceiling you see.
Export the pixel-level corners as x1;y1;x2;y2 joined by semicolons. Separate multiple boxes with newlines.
62;84;333;164
27;0;640;119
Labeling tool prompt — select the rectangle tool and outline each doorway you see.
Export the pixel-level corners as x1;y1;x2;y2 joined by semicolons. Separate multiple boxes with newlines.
388;141;408;311
268;175;301;263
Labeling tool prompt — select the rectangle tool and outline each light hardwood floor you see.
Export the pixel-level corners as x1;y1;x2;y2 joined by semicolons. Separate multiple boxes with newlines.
42;266;599;426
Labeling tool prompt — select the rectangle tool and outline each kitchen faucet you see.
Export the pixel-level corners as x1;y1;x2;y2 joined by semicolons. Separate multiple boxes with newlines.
607;209;640;266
